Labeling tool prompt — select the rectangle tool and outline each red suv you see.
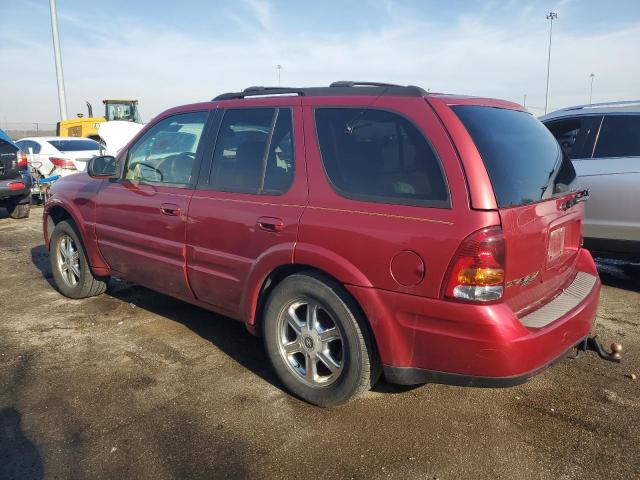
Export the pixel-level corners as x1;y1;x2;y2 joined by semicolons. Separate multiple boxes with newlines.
43;82;601;406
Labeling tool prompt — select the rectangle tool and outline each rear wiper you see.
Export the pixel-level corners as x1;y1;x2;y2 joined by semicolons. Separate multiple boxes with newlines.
559;188;589;211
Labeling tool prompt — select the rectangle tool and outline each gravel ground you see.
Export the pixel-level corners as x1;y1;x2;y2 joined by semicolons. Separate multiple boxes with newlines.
1;207;638;480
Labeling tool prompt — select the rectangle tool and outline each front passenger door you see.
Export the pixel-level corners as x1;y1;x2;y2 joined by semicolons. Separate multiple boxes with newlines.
95;111;210;299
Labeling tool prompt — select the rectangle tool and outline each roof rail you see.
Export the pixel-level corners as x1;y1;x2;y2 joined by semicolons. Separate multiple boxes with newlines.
213;82;428;101
557;99;640;112
329;81;404;88
213;86;305;101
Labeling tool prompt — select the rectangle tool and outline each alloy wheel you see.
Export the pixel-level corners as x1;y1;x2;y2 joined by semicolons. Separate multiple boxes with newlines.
57;234;81;287
277;299;344;387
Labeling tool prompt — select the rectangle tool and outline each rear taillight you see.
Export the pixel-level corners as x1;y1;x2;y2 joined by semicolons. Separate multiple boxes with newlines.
17;150;28;168
444;227;505;302
8;181;25;190
50;157;76;170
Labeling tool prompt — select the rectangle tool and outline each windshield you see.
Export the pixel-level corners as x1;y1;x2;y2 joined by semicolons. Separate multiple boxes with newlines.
452;105;576;207
48;139;101;152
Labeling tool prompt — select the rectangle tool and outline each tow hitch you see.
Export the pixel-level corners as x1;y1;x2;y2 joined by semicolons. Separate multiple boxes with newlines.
575;335;622;363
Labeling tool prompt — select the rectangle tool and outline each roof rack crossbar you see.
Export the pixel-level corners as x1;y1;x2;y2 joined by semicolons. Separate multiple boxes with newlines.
213;86;305;100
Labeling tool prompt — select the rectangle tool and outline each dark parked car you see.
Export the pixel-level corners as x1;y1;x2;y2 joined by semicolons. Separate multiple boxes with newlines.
0;129;31;219
43;82;601;406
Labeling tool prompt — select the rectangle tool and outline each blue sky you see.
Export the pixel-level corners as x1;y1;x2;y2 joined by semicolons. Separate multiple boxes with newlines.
1;0;639;123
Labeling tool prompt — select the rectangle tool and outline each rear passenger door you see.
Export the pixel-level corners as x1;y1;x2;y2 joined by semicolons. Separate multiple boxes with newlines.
572;114;640;242
186;100;307;319
297;96;477;301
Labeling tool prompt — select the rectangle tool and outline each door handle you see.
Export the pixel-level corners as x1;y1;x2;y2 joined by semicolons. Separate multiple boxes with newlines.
257;216;284;233
160;203;181;216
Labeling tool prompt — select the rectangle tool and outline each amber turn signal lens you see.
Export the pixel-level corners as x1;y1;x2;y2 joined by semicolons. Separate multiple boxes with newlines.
457;267;504;286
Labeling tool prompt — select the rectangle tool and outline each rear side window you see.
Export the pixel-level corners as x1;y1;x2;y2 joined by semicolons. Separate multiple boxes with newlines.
209;108;294;195
593;115;640;158
315;108;449;207
48;139;100;152
453;106;576;208
544;116;600;159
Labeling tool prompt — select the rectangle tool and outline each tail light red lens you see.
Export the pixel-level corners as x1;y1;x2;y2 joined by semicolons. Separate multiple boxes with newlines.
444;226;505;302
9;181;26;190
50;157;76;170
17;150;28;168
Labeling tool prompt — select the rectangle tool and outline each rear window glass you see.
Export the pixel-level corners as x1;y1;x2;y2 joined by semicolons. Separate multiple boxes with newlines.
593;115;640;158
0;139;18;177
453;106;576;207
315;108;449;207
0;139;18;155
48;139;100;152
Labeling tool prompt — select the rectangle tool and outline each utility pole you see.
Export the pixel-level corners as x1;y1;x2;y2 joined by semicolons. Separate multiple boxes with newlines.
544;11;558;115
49;0;68;121
523;94;527;109
276;64;283;86
589;73;595;104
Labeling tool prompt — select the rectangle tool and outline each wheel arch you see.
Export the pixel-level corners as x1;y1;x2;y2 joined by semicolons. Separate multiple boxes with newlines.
44;200;111;275
45;204;71;242
246;262;378;350
243;243;374;331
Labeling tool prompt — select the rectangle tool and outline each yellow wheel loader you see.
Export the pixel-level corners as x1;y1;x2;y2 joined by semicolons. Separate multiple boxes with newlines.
56;99;142;141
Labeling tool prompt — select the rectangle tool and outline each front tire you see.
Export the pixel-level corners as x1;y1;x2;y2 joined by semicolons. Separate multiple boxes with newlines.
50;220;109;299
263;271;380;407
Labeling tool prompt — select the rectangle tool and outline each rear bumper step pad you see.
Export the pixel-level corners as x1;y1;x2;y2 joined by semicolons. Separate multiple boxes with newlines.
519;272;597;329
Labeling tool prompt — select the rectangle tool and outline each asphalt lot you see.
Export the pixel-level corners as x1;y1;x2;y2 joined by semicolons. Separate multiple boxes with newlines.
0;206;638;480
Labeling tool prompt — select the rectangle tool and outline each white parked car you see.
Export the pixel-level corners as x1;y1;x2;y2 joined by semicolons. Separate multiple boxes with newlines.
15;137;102;177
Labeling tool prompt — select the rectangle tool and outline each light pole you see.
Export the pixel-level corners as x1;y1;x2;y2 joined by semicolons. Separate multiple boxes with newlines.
276;64;283;86
589;73;595;104
544;11;558;114
49;0;68;121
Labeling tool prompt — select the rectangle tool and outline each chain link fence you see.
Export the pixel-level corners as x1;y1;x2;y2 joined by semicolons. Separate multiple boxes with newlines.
0;122;57;140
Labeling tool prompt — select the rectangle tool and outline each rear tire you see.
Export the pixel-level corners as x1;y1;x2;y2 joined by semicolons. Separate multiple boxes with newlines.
7;197;30;219
50;220;109;299
263;271;380;407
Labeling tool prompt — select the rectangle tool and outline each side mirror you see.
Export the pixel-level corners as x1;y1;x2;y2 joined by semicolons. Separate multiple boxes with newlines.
87;155;117;178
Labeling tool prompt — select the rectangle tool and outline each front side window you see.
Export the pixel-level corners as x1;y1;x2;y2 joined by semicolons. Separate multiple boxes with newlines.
593;115;640;158
209;108;294;195
544;116;600;159
125;111;207;185
315;108;449;207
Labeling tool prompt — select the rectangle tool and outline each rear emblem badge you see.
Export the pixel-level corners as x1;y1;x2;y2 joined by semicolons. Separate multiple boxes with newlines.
506;271;539;288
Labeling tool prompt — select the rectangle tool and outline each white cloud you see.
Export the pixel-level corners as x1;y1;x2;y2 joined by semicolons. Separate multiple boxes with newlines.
0;0;638;123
